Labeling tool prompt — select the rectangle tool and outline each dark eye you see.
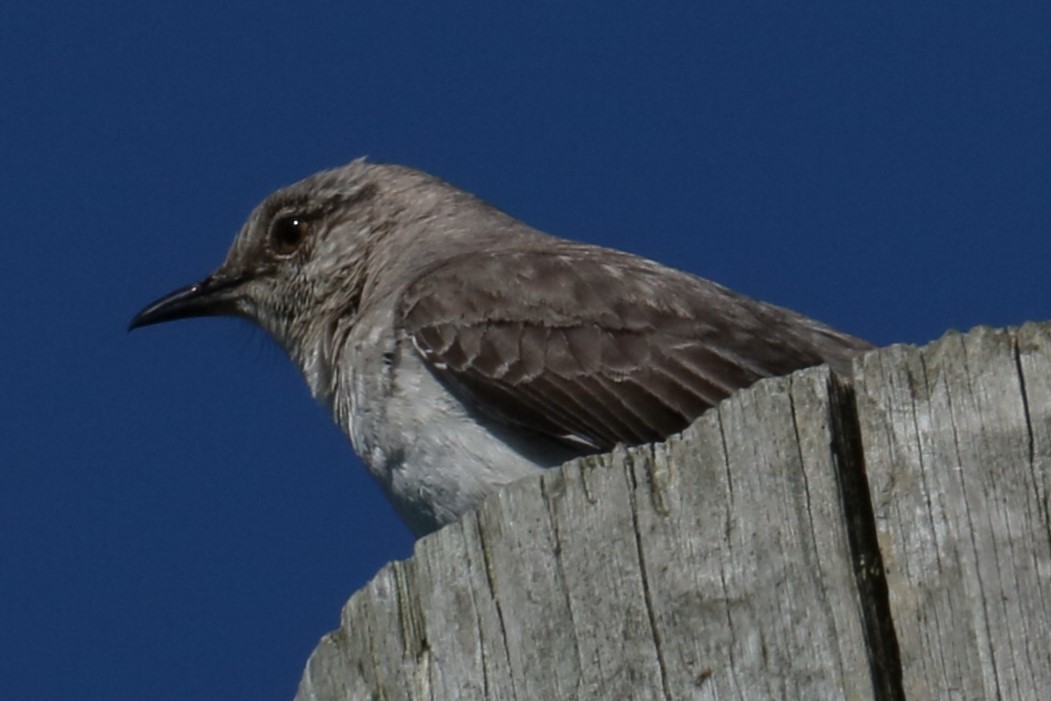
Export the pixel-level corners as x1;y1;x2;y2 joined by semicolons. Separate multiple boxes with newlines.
269;214;311;256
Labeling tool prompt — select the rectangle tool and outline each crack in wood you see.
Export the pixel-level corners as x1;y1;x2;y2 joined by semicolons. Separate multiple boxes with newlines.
829;375;906;701
624;450;674;701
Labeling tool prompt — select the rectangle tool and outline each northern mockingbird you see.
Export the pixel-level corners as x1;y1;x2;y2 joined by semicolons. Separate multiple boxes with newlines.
130;159;872;535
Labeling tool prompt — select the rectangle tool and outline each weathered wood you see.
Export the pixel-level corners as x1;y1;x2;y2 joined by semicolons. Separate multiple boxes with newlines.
853;324;1051;699
295;323;1051;701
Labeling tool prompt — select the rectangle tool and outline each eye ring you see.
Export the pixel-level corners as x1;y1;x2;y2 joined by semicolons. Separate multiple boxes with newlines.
269;214;311;256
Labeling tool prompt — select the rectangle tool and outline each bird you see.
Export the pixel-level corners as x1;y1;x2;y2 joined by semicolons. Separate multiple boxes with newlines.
130;159;873;536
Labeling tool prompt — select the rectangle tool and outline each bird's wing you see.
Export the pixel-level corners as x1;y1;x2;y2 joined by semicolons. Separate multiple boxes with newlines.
397;244;870;451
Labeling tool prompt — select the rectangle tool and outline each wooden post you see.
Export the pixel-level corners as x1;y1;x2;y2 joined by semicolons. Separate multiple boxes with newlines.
294;323;1051;701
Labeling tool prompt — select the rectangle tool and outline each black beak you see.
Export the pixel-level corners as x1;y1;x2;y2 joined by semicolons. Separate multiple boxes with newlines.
129;274;245;331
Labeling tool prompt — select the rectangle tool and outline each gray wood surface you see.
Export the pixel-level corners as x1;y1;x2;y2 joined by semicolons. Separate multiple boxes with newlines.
295;323;1051;701
853;324;1051;699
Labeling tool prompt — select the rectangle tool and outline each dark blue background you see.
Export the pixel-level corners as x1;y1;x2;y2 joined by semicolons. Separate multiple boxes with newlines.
3;2;1048;699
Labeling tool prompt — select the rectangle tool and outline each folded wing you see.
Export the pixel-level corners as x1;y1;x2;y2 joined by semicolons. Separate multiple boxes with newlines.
398;244;870;452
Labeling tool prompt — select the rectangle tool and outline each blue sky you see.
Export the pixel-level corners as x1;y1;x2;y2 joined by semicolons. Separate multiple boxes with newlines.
3;2;1049;699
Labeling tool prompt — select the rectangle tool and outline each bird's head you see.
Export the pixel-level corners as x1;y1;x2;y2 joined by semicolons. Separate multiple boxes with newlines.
129;159;397;357
131;158;526;397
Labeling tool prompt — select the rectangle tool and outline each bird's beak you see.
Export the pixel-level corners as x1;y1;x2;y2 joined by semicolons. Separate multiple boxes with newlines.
128;273;245;331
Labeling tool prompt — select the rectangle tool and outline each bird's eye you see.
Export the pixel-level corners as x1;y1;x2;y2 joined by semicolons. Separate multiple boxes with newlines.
269;214;311;256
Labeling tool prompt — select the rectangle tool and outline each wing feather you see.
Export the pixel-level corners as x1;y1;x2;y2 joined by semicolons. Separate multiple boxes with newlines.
399;244;871;452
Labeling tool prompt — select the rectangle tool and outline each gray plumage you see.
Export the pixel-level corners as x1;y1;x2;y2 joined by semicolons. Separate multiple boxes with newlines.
130;159;873;535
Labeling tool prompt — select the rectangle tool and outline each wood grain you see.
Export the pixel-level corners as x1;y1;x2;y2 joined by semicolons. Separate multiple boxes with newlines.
295;323;1051;700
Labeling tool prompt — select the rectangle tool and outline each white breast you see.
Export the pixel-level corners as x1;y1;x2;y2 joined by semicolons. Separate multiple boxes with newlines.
330;322;571;535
